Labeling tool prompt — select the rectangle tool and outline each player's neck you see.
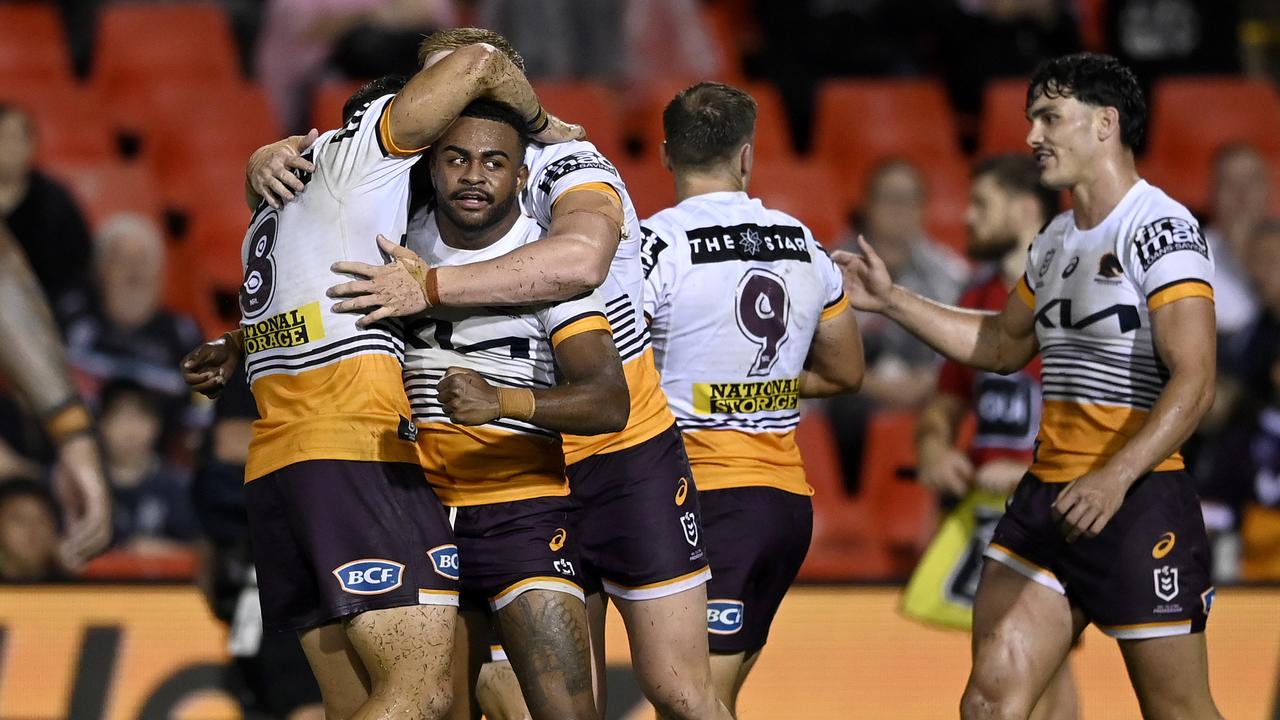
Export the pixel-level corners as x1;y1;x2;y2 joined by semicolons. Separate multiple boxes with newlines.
673;169;746;203
1070;153;1140;230
436;208;521;251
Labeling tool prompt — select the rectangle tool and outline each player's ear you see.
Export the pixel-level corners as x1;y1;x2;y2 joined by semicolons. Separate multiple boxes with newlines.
659;141;673;172
1095;105;1120;145
516;164;529;192
738;141;753;184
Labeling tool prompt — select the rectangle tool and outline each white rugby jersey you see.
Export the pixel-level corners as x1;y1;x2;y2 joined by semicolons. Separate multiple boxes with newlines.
641;191;849;495
239;94;420;481
404;212;611;507
521;140;675;463
1015;180;1215;483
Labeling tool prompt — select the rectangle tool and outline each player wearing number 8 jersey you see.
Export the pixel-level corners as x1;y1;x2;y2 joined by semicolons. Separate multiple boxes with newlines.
640;82;865;714
834;54;1221;718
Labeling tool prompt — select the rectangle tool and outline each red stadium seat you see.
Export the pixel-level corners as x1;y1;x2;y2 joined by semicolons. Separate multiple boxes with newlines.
42;160;163;230
978;78;1032;157
0;85;116;166
310;79;367;133
534;82;626;161
0;4;74;83
858;410;937;577
1145;77;1280;212
92;2;241;97
614;160;676;220
699;2;747;85
749;160;848;243
184;198;253;334
627;80;796;162
811;79;964;207
80;548;199;581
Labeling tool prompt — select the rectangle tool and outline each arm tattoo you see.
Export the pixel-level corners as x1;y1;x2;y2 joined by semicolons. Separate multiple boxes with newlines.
497;590;595;717
0;227;80;418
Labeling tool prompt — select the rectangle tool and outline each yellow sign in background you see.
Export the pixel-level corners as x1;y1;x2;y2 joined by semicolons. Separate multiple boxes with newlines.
0;586;1276;719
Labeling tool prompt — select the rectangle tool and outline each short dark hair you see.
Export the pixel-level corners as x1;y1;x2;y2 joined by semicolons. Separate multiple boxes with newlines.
972;154;1060;223
1027;53;1147;150
343;75;409;125
98;379;161;419
418;28;525;72
454;99;530;156
662;82;757;169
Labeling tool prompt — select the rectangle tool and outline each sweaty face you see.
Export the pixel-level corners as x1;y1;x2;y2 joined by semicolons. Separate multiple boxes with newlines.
429;116;527;235
1025;92;1102;190
965;174;1020;261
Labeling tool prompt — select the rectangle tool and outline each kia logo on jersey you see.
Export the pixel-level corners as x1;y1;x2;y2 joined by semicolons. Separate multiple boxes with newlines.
333;559;405;595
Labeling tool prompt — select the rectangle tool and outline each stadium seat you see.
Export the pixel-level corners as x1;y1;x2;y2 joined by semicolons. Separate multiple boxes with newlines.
922;157;972;253
977;78;1032;157
796;411;893;581
0;86;116;166
310;79;367;133
1145;77;1280;211
858;410;937;578
185;198;254;334
749;160;848;244
533;81;625;161
699;1;748;85
92;2;242;97
627;79;796;161
811;79;964;206
0;4;74;83
80;548;199;581
614;160;676;220
42;160;163;230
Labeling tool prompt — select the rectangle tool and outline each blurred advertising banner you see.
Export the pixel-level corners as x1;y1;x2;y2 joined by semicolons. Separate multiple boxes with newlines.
0;586;1276;719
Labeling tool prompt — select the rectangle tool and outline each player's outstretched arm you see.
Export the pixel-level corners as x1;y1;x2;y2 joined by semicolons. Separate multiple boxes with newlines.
832;236;1037;374
1051;297;1216;541
0;224;111;567
437;330;629;435
798;304;864;397
433;187;623;306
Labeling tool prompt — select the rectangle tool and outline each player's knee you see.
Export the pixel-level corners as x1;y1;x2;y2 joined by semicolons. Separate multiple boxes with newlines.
960;683;1033;720
640;676;719;719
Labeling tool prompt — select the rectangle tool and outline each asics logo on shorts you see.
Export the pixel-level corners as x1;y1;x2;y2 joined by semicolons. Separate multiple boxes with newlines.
333;559;404;595
549;528;567;551
675;477;689;506
1152;532;1176;559
429;545;460;581
707;600;744;634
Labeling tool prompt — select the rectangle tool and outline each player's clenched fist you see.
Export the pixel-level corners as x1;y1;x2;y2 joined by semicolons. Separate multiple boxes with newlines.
181;332;244;399
438;367;500;425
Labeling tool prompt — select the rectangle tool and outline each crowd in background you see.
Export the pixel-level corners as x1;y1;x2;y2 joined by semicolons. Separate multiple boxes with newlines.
2;0;1280;591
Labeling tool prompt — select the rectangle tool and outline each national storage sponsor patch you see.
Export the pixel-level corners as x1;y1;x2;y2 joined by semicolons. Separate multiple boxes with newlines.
243;301;326;354
693;378;799;414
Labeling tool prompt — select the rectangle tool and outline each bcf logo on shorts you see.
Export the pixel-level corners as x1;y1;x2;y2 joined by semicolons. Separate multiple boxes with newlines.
707;599;744;635
333;559;404;595
429;545;460;581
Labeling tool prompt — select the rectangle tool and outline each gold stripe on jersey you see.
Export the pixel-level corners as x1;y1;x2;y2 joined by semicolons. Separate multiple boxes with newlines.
554;181;622;208
416;422;569;506
1030;399;1183;483
682;429;813;495
562;347;675;465
820;292;851;321
1148;279;1214;312
378;96;429;157
245;353;419;481
550;312;611;348
1016;274;1035;308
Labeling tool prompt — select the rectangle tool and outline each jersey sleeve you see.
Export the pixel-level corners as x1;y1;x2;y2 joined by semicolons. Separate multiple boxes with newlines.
640;221;676;322
524;143;625;227
541;289;612;349
1123;212;1215;312
1016;242;1037;309
314;94;419;194
811;234;850;321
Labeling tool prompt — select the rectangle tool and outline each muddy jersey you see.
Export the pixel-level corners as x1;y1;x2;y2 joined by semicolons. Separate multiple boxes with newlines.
1015;180;1214;483
521;140;675;463
641;191;849;495
240;94;421;481
404;212;610;507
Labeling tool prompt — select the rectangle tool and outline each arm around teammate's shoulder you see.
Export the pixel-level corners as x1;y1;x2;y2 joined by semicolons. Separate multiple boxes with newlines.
831;236;1037;374
799;303;864;397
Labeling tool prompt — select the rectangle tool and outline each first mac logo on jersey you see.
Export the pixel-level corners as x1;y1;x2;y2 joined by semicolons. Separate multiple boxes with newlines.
333;559;404;595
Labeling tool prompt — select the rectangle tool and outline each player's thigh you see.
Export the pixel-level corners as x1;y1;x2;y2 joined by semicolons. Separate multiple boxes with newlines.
585;592;608;714
444;609;488;720
345;604;455;694
494;588;595;716
297;622;370;719
1118;634;1221;720
969;560;1081;707
477;661;531;720
1028;661;1079;720
613;584;714;687
708;652;745;708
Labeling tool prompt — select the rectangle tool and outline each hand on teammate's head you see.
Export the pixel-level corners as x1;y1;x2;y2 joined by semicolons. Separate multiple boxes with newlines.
532;112;587;145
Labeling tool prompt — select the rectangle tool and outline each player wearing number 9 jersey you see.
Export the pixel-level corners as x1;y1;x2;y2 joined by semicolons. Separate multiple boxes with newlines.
640;82;866;714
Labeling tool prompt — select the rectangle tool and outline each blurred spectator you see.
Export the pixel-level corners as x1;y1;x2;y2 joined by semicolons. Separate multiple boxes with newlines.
0;480;67;582
477;0;626;82
1106;0;1240;92
1206;145;1268;338
828;159;967;491
62;213;202;449
256;0;458;132
624;0;721;85
0;105;94;315
1222;220;1280;398
98;380;198;551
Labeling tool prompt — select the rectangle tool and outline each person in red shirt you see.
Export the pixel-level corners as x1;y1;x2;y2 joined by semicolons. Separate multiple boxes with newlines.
906;154;1079;720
